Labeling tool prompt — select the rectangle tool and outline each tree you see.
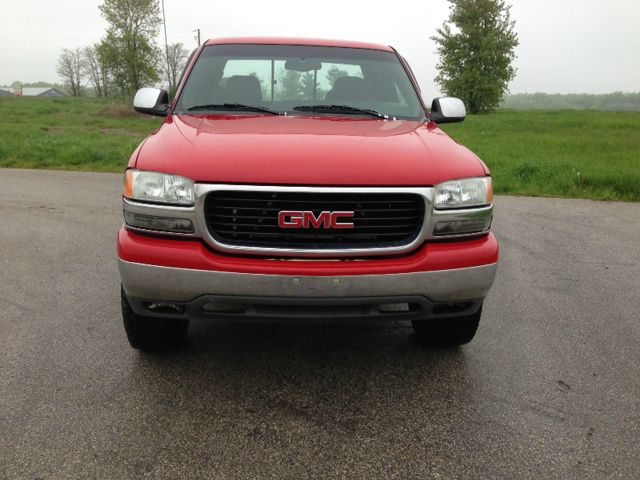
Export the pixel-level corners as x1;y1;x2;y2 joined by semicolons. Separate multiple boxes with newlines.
9;81;22;94
280;69;303;100
431;0;519;113
301;71;325;100
165;42;190;96
57;48;84;96
98;0;162;99
82;44;110;97
301;72;315;99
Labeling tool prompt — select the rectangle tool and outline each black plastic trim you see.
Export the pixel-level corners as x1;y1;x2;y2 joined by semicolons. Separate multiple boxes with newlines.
125;293;483;323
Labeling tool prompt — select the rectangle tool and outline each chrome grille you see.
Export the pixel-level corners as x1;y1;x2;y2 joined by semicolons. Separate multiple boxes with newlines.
204;190;425;250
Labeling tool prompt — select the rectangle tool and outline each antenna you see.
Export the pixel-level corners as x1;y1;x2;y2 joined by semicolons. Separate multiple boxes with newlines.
161;0;170;91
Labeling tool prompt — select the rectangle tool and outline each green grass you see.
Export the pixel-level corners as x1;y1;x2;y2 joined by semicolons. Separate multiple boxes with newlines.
440;110;640;201
0;97;161;172
1;98;638;201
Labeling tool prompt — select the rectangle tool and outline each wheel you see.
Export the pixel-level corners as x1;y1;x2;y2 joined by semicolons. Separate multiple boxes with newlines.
412;305;482;347
121;287;188;351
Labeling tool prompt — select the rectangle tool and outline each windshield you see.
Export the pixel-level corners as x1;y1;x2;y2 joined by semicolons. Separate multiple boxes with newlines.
175;44;426;120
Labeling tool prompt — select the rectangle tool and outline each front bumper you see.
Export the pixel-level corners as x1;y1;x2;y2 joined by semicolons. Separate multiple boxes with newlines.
118;229;498;320
119;259;497;303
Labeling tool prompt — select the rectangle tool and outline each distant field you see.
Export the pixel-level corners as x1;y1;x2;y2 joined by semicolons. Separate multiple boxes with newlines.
503;92;640;112
0;97;638;201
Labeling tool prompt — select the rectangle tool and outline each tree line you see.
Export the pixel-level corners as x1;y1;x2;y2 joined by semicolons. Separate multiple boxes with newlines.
56;0;190;99
252;66;349;101
54;0;527;113
502;92;640;112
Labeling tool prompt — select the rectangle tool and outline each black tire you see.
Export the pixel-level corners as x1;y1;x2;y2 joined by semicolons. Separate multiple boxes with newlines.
412;305;482;347
121;287;188;351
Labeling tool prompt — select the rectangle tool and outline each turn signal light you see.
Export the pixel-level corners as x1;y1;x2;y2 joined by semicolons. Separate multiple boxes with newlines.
433;218;491;236
124;211;194;233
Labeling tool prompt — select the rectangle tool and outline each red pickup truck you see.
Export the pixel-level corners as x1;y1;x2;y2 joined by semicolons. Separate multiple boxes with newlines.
119;37;498;351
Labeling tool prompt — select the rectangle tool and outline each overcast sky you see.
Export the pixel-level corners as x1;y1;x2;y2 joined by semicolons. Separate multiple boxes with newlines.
1;0;639;96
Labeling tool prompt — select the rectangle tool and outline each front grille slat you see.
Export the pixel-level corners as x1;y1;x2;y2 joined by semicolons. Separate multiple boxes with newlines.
204;190;425;250
212;230;416;238
210;206;421;213
213;197;417;205
212;213;421;221
211;222;420;233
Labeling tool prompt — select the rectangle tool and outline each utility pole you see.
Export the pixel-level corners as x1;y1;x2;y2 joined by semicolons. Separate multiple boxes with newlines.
193;28;201;46
161;0;171;92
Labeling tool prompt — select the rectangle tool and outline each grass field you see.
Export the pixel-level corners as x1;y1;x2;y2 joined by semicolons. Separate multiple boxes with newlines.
0;97;160;172
441;110;640;201
0;97;638;201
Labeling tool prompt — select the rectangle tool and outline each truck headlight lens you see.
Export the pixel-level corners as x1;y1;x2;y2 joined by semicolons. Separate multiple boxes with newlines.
434;177;492;210
124;170;194;205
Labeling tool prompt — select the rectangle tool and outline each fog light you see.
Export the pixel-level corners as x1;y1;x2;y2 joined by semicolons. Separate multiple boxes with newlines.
124;211;194;233
145;302;185;314
433;218;490;236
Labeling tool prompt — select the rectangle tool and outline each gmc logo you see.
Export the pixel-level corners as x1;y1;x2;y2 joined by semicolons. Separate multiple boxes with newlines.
278;210;355;229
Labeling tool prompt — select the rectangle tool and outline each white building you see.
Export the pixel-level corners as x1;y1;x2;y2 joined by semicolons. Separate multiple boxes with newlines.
21;87;66;97
0;87;16;97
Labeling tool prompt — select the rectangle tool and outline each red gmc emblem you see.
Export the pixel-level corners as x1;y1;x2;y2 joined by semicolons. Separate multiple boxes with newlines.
278;211;355;229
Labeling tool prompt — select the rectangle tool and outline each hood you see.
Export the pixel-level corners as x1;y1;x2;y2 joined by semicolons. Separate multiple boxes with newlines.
134;114;487;186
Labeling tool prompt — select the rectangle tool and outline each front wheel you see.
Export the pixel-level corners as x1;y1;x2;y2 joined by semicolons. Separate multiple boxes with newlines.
121;287;189;351
412;305;482;347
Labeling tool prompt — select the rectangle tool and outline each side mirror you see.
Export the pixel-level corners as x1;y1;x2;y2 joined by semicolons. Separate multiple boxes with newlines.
430;97;466;124
133;87;169;117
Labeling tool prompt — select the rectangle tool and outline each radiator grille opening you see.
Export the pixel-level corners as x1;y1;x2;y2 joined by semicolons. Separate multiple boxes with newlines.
204;190;425;250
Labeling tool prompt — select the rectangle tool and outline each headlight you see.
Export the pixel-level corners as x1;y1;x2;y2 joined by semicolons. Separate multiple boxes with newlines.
124;169;194;205
434;177;492;210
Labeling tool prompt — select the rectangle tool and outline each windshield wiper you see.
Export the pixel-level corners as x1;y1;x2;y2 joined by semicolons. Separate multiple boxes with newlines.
186;103;282;115
293;104;389;119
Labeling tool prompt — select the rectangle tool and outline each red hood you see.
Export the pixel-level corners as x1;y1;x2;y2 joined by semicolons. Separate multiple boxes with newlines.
133;114;487;186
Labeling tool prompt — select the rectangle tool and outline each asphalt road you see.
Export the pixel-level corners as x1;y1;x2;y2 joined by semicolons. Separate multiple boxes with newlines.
1;168;639;479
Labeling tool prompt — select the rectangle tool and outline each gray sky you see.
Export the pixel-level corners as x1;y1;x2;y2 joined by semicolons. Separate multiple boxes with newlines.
1;0;639;96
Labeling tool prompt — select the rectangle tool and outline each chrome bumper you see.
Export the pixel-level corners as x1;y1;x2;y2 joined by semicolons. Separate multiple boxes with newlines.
118;259;498;304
